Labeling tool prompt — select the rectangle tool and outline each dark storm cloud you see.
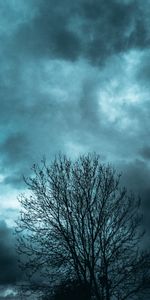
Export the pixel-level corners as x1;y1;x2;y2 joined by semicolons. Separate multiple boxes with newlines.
0;1;149;193
0;132;31;188
139;146;150;160
0;220;20;285
10;0;81;61
81;0;136;63
0;133;29;166
0;0;150;291
5;0;149;64
136;50;150;87
121;159;150;194
119;159;150;232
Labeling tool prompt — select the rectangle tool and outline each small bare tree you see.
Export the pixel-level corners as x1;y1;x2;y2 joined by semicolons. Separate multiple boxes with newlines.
17;154;150;300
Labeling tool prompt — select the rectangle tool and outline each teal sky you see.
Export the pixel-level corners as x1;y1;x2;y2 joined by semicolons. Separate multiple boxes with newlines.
0;0;150;298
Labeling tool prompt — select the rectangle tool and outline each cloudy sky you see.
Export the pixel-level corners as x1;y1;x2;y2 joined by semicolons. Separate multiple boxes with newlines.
0;0;150;298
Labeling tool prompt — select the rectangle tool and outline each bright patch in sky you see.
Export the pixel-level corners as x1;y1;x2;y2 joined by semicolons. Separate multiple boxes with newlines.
98;50;145;129
0;287;17;297
66;141;88;158
0;174;5;183
0;189;20;210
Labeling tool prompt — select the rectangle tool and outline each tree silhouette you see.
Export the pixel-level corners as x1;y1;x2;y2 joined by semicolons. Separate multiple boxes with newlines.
42;280;90;300
17;154;150;299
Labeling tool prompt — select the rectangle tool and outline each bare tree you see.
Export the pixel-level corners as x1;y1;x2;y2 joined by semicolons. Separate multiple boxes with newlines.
16;154;150;300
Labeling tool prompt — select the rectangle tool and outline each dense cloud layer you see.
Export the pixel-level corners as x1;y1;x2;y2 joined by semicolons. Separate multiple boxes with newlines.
6;0;150;62
0;0;150;290
0;220;20;285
